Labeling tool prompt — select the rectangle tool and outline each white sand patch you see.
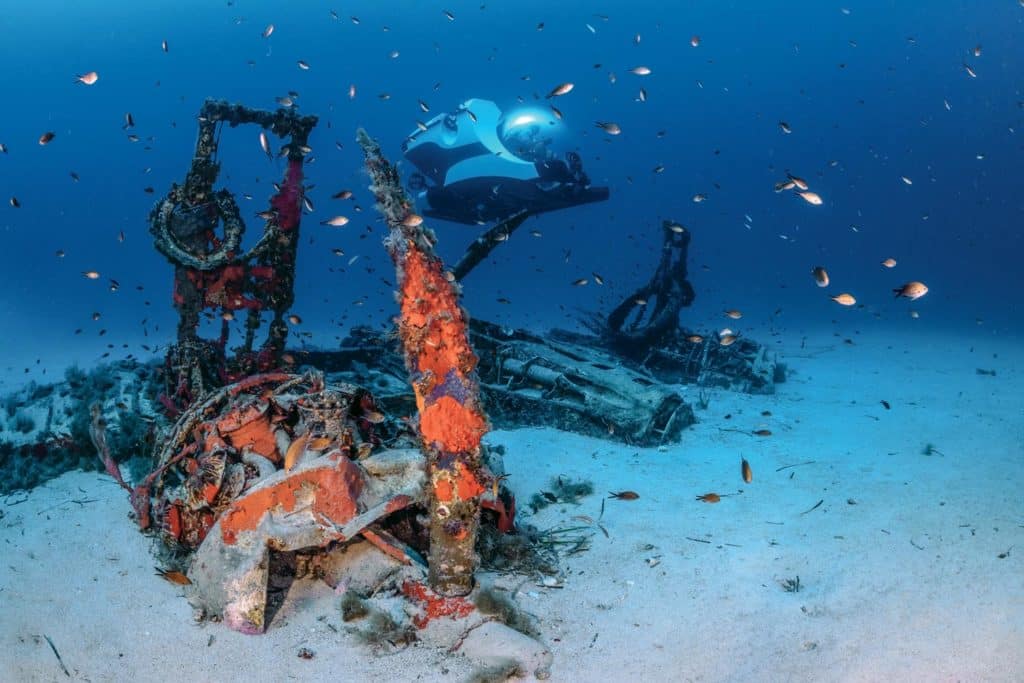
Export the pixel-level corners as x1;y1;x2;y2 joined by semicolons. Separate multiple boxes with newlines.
1;329;1020;681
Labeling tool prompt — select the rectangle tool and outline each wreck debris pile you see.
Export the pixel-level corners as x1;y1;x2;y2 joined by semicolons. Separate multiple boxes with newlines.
65;361;516;635
131;370;434;633
642;332;783;394
469;321;694;444
554;218;785;394
552;325;783;395
146;372;391;545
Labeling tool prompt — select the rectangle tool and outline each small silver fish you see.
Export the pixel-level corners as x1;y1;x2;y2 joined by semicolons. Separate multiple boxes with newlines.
546;82;574;99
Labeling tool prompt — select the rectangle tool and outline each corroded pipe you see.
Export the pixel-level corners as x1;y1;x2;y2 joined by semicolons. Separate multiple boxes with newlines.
358;129;489;596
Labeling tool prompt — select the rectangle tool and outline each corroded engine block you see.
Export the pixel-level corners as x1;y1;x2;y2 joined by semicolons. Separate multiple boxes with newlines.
149;372;390;551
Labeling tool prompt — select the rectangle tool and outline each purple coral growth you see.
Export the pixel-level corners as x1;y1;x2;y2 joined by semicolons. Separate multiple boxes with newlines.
428;368;471;404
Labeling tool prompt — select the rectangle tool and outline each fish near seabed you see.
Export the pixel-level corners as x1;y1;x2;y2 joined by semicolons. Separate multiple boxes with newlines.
893;281;928;300
284;433;311;471
155;567;191;585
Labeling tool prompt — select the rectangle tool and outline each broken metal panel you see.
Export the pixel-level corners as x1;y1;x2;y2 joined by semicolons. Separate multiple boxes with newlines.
552;327;783;395
187;448;425;634
643;335;782;394
469;320;694;445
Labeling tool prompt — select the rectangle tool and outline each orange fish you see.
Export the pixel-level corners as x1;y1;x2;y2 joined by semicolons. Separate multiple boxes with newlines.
491;473;511;498
308;437;333;451
696;493;721;503
155;567;191;585
284;433;311;471
741;458;753;484
608;490;639;500
75;71;99;85
893;281;928;300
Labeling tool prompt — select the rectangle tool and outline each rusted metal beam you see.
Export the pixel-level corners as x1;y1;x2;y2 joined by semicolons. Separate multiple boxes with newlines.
358;129;489;597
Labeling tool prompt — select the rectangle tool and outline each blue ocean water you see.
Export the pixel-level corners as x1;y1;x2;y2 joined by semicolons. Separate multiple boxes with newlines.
0;0;1020;374
1;4;1023;680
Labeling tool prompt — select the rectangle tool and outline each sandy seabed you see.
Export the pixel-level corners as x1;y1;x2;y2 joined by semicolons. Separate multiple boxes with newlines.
1;329;1021;682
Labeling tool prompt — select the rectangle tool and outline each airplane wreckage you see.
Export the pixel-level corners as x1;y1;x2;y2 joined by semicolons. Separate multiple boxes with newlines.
0;100;784;673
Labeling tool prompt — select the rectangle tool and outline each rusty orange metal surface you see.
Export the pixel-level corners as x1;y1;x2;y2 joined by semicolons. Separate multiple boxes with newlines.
219;453;363;545
401;580;476;629
362;528;414;565
399;248;487;453
217;402;280;461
